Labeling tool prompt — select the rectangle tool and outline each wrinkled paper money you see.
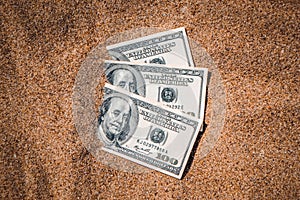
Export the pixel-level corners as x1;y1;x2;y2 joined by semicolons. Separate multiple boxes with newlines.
107;27;195;67
103;60;208;125
97;84;202;179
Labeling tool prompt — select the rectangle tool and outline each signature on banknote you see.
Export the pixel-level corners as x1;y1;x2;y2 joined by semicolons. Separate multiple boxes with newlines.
96;84;202;179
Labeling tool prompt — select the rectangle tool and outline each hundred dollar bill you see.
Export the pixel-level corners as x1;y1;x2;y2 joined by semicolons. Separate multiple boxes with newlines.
97;83;202;179
103;60;208;127
106;27;195;67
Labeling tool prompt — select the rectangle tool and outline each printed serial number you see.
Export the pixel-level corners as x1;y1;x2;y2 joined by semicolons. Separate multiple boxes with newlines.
166;104;184;110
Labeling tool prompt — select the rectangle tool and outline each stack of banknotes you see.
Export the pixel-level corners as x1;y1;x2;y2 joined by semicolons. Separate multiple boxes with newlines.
97;27;208;179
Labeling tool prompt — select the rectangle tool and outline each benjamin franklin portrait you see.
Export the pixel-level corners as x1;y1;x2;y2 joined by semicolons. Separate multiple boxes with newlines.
105;63;146;97
97;94;138;146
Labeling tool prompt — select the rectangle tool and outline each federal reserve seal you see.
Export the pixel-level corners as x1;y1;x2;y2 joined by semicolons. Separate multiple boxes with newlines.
161;87;177;103
150;128;166;144
149;57;166;64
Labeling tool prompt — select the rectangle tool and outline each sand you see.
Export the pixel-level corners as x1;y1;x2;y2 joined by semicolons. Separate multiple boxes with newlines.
1;0;299;199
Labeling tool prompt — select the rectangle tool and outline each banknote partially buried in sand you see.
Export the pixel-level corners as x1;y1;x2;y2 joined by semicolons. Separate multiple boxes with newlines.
97;84;202;179
106;27;195;67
